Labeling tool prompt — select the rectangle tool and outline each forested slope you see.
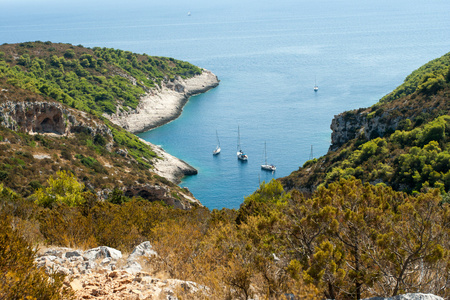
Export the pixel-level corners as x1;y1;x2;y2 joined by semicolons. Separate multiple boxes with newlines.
0;41;201;115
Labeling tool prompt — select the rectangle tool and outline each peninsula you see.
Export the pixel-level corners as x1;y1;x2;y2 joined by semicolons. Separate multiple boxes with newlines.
105;69;219;181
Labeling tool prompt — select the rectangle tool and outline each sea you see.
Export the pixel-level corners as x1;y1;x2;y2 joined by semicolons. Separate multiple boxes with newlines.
2;0;450;209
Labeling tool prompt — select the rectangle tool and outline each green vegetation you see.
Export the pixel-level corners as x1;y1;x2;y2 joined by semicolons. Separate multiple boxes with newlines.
1;177;448;299
381;51;450;102
0;118;189;204
317;115;450;193
282;50;450;195
1;42;449;299
34;170;86;208
0;41;202;116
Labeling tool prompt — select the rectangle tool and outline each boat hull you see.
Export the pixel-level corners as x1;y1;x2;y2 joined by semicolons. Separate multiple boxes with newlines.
237;151;248;161
261;164;276;171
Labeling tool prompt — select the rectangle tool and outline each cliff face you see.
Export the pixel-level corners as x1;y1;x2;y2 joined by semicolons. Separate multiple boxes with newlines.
329;107;404;152
0;100;112;140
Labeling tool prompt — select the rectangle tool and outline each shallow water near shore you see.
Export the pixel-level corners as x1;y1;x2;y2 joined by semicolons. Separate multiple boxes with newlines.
3;0;450;209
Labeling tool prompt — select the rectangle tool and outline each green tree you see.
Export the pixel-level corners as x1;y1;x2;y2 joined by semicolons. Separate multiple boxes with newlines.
34;170;86;208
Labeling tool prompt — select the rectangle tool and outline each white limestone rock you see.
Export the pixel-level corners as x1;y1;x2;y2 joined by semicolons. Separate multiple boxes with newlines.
365;293;444;300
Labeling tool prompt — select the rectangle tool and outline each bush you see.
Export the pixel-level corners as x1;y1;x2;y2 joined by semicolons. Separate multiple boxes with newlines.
34;170;86;208
0;213;72;299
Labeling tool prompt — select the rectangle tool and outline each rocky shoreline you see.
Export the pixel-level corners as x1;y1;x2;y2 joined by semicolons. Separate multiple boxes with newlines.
105;69;219;184
106;69;219;134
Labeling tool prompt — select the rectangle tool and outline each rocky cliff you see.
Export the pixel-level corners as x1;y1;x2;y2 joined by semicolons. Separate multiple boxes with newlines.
329;107;404;152
0;100;112;141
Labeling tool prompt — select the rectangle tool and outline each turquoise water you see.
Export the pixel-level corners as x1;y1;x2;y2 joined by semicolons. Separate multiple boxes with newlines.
2;0;450;209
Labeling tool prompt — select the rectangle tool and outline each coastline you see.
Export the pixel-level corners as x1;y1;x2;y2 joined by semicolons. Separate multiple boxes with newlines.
106;69;219;134
106;69;219;183
139;138;198;184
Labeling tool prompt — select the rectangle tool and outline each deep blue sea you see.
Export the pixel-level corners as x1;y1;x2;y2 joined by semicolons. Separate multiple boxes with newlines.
2;0;450;209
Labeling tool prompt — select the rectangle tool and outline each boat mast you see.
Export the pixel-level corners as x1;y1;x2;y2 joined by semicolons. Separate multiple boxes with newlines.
264;141;268;165
216;130;220;147
237;126;241;151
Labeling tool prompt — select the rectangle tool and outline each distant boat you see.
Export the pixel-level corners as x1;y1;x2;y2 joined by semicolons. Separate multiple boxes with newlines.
237;126;248;161
187;11;191;16
261;141;276;172
213;130;221;155
314;76;319;92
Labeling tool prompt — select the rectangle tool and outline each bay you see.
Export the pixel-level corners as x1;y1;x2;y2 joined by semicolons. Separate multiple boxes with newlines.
2;0;450;209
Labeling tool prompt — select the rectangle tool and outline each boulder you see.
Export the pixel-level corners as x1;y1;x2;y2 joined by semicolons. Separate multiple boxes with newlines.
128;241;158;262
83;246;122;261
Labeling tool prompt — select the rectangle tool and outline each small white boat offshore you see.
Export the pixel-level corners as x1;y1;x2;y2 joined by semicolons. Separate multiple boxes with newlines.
261;141;276;172
237;149;248;161
237;126;248;161
213;130;221;155
314;76;318;92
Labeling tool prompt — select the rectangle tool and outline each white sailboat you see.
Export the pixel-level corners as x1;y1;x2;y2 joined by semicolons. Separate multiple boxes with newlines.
237;126;248;161
261;141;276;172
314;76;319;92
213;130;221;155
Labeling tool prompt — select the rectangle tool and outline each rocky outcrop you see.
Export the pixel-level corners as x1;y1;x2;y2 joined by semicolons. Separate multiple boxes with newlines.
329;107;404;152
105;69;219;134
36;242;205;300
0;100;113;141
123;182;201;209
140;138;198;184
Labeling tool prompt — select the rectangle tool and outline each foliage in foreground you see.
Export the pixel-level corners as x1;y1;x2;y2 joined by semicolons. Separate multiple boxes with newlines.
0;185;72;299
1;177;449;299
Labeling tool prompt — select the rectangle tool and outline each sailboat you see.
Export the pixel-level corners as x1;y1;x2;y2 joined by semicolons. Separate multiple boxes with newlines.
237;126;248;161
213;130;221;155
261;141;276;171
314;76;319;92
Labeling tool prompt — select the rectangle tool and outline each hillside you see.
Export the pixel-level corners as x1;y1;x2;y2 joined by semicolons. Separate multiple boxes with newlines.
281;51;450;195
0;41;203;116
0;42;220;208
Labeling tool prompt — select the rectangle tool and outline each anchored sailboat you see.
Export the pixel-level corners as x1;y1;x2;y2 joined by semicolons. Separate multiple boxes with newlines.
261;141;276;172
237;126;248;161
213;130;221;155
314;76;319;92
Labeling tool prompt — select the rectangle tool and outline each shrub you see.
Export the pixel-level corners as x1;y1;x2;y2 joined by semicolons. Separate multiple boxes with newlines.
0;213;72;299
34;170;86;208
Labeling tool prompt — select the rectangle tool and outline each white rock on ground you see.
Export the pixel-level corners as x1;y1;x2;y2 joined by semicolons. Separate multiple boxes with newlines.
36;242;206;299
365;293;444;300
